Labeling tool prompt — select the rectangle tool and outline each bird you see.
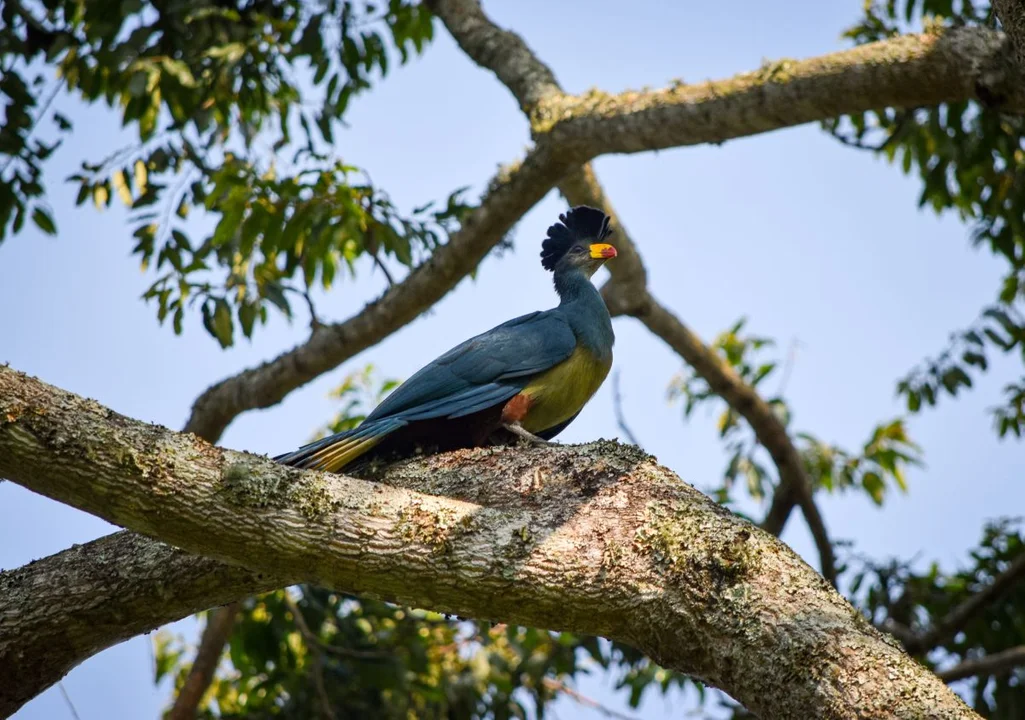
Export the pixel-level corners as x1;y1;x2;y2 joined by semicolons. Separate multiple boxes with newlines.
274;205;618;474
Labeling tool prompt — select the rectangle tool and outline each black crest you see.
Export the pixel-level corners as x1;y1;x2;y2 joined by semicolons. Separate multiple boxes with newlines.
540;206;613;271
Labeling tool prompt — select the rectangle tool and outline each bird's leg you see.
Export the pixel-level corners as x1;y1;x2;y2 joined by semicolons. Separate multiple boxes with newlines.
502;422;555;446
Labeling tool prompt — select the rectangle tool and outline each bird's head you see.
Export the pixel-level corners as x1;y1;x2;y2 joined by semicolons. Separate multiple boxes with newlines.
540;206;617;278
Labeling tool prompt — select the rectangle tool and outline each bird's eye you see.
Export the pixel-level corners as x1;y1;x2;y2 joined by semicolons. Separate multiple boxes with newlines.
571;245;585;254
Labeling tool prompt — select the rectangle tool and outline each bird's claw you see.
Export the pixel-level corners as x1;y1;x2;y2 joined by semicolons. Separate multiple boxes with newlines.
502;423;555;446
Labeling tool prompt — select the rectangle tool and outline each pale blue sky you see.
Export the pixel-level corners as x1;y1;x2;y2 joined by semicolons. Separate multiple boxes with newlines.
2;2;1021;718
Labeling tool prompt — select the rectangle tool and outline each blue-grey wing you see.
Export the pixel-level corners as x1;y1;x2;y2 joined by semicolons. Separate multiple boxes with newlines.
364;310;576;423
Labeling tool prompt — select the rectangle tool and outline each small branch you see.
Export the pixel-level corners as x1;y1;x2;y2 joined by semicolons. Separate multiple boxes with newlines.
57;683;81;720
611;369;642;448
283;595;338;720
166;603;240;720
937;645;1025;683
0;81;62;178
542;677;640;720
371;252;396;286
903;553;1025;654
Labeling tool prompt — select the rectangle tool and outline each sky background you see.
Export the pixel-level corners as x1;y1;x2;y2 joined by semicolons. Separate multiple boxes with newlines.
2;1;1021;718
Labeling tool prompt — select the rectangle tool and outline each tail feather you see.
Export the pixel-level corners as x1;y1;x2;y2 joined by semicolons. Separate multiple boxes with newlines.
275;418;406;473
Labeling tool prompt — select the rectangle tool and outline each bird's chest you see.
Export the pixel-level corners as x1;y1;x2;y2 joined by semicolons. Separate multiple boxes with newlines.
518;346;613;433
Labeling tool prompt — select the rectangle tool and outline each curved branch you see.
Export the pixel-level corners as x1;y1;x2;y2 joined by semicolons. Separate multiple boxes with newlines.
937;645;1025;683
0;531;279;716
892;552;1025;655
166;603;240;720
422;0;560;112
0;366;978;719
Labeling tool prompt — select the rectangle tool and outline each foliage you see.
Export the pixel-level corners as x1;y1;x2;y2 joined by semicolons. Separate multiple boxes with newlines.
1;0;474;347
897;304;1025;437
828;0;1025;435
668;318;922;506
848;518;1025;719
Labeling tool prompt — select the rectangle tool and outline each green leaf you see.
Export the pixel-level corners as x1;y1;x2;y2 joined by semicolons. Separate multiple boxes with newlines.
862;471;885;505
30;207;56;235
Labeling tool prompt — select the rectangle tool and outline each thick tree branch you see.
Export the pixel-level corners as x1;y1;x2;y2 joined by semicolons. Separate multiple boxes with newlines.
0;367;979;719
937;645;1025;683
0;531;279;716
428;0;835;582
422;0;560;112
994;0;1025;72
543;28;1025;155
165;603;239;720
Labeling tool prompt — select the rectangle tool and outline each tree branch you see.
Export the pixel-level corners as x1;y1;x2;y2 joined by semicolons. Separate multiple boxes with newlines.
165;603;239;720
937;645;1025;683
994;0;1025;72
892;552;1025;655
0;531;279;716
0;366;979;719
428;0;836;582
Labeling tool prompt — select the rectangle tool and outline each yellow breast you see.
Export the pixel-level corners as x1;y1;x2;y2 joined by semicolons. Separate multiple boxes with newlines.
518;346;612;433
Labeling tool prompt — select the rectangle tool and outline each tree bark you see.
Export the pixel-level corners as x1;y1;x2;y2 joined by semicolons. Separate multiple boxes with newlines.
0;531;279;716
0;367;979;719
165;603;240;720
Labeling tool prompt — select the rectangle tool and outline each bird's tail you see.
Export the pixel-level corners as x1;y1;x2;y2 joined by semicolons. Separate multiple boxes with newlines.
274;417;406;473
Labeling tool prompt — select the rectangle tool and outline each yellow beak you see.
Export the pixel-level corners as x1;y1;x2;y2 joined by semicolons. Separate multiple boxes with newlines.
589;243;617;259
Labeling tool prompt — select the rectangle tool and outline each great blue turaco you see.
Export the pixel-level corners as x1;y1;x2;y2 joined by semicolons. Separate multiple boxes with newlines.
275;206;618;473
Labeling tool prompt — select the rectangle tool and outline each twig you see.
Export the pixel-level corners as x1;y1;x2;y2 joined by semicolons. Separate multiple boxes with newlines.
775;338;800;398
371;252;396;286
57;682;82;720
0;81;62;177
166;603;239;720
283;594;339;720
286;595;390;660
937;645;1025;683
828;111;911;153
542;677;640;720
611;369;642;447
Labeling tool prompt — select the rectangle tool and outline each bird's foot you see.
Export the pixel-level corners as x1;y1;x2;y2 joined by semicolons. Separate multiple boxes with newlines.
502;423;555;446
